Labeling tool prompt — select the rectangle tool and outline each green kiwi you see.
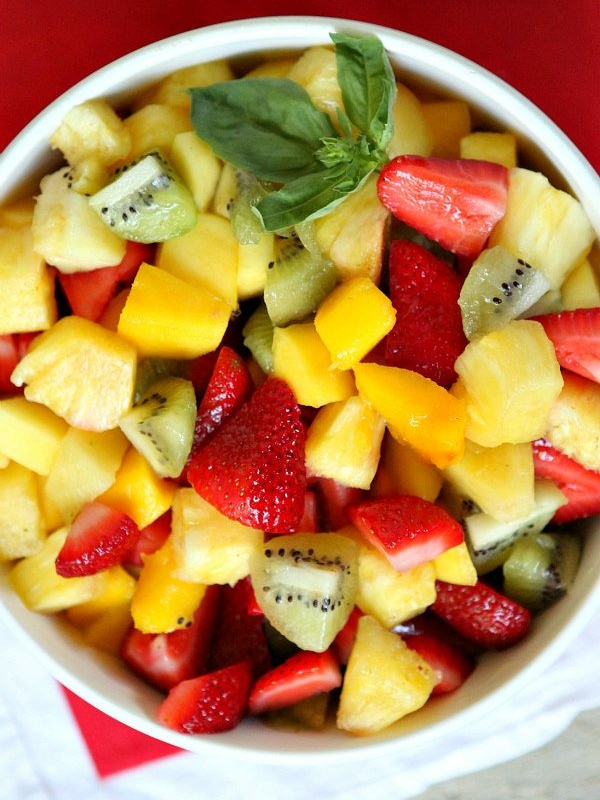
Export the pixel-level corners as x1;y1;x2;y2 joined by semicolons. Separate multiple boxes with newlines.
89;150;197;243
133;357;188;403
264;237;338;327
503;531;582;610
459;245;551;340
242;302;275;374
229;169;270;245
250;532;358;653
119;376;197;478
465;480;567;574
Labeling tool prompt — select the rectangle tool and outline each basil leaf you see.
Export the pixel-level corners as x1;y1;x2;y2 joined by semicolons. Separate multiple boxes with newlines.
330;33;396;150
189;79;338;183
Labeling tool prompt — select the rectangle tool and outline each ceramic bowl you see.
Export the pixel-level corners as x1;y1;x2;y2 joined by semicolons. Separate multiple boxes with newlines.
1;16;599;762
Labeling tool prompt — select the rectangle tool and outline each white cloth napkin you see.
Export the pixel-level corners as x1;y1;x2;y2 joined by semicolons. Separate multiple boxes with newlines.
1;606;600;800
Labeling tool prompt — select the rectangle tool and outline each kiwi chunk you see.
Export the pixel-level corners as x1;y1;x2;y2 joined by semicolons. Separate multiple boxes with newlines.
229;169;270;244
119;376;197;478
250;532;358;652
89;150;197;243
242;302;275;374
459;245;551;340
503;531;582;610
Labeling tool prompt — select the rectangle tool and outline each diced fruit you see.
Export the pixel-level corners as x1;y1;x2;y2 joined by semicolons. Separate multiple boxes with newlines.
560;259;600;310
0;333;34;394
459;131;517;169
0;461;46;560
0;197;35;229
170;131;222;212
313;477;366;531
123;510;172;568
432;541;477;586
431;579;531;649
242;303;274;375
248;649;342;716
388;83;434;158
122;104;192;161
533;307;600;384
134;60;235;110
336;614;437;735
421;100;471;158
353;362;466;469
377;433;443;503
250;532;358;652
377;155;508;259
532;438;600;523
286;45;342;121
157;661;252;734
544;371;600;472
453;319;563;447
11;316;137;432
403;624;475;694
237;232;275;300
332;606;363;664
67;565;136;628
0;396;68;475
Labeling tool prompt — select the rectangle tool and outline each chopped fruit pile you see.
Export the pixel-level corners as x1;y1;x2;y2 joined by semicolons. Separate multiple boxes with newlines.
1;33;598;739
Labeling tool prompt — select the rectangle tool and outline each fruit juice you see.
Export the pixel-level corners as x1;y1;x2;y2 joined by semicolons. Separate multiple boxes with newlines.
0;32;598;738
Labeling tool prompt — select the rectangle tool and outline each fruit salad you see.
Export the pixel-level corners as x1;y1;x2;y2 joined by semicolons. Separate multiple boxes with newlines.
1;33;599;738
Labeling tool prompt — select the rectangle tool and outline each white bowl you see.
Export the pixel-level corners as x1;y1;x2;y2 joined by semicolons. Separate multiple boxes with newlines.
1;16;599;763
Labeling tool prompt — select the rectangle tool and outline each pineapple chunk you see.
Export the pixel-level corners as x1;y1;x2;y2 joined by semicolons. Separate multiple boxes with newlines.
560;258;600;310
286;46;342;124
133;60;235;110
0;396;68;475
459;131;517;169
49;99;131;169
170;131;222;212
66;564;136;628
432;541;477;586
421;100;471;158
237;232;275;300
11;316;137;432
337;614;437;736
123;103;192;161
0;461;46;560
545;371;600;472
244;57;297;79
0;227;57;334
171;488;263;586
488;167;595;290
388;83;434;158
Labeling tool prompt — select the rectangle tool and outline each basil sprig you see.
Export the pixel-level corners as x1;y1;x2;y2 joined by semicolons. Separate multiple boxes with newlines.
189;33;396;231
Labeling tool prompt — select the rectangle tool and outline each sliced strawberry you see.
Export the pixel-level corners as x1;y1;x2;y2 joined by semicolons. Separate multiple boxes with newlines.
313;476;366;531
331;606;364;664
247;649;342;716
298;488;319;532
187;376;306;533
431;580;531;650
55;501;141;577
120;584;222;692
57;241;153;321
349;494;464;573
377;155;508;259
532;307;600;384
123;510;172;569
157;660;252;734
402;628;474;694
383;240;467;386
0;332;37;394
533;437;600;523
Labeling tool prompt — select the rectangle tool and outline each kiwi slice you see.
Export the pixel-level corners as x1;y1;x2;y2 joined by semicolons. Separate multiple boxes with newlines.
459;245;551;340
229;169;270;245
503;531;582;611
242;302;275;374
264;238;338;327
119;376;197;478
250;532;358;653
465;479;567;574
89;150;197;243
133;357;188;403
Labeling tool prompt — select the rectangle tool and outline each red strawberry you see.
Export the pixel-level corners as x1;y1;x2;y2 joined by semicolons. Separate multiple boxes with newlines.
55;501;140;577
431;580;531;650
349;494;464;573
383;240;467;386
247;649;342;716
331;606;363;664
533;437;600;523
377;155;508;258
313;476;366;531
532;308;600;384
157;660;252;734
123;510;172;568
187;376;306;533
0;332;37;394
402;628;474;694
120;584;222;692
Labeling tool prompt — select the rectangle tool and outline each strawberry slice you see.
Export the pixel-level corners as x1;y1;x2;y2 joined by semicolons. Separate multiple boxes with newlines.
55;501;140;577
533;437;600;523
0;332;37;394
431;580;531;650
247;649;342;716
120;584;222;691
377;155;508;258
402;627;474;694
123;510;172;568
383;240;467;387
187;376;306;533
157;660;252;734
331;606;363;664
532;308;600;384
349;494;464;573
312;476;366;531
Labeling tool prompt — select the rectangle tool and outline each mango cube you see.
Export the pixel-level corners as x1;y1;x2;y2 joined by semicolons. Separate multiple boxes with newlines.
421;100;471;158
378;433;443;502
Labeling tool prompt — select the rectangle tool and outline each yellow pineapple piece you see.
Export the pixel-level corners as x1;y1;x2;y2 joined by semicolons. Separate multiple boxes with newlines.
314;277;396;370
81;604;133;655
0;461;46;560
43;426;129;524
305;395;386;489
286;46;342;124
133;60;235;110
10;527;103;613
314;175;390;283
99;446;176;529
66;564;136;628
211;161;238;219
117;263;231;359
421;100;471;158
49;99;131;169
545;371;600;472
488;167;595;290
36;474;64;532
244;57;296;79
131;535;206;634
11;316;137;432
337;614;437;736
237;232;275;300
170;131;222;212
378;433;443;502
0;227;57;334
388;83;434;158
443;438;535;521
454;319;563;447
0;197;35;229
353;362;466;470
560;258;600;310
459;131;517;168
31;169;126;272
122;103;192;161
0;396;68;474
432;541;477;586
156;213;238;308
272;322;356;408
171;488;264;585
